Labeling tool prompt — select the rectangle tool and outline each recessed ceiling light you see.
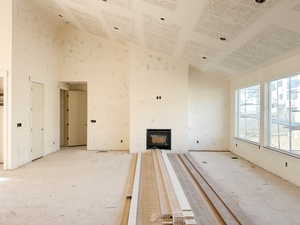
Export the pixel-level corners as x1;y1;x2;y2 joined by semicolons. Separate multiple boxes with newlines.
220;37;227;41
113;26;119;31
160;17;165;21
255;0;266;3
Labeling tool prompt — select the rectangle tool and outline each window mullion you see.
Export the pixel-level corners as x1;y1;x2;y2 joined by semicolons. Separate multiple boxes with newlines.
276;81;280;149
245;89;248;139
237;90;240;138
289;77;292;152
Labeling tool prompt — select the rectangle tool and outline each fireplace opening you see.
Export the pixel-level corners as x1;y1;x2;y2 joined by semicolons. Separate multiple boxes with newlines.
147;129;171;150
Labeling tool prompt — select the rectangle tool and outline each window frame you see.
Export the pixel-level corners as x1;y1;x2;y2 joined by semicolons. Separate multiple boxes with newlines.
267;75;300;154
235;85;261;144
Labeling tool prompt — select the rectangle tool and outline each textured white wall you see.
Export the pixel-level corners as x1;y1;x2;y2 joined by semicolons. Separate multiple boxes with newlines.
58;27;230;153
229;53;300;187
129;49;189;153
188;68;229;150
0;0;12;72
59;27;129;151
10;0;60;168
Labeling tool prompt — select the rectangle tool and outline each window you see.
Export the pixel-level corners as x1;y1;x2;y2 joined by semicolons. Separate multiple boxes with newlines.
237;85;260;143
269;75;300;154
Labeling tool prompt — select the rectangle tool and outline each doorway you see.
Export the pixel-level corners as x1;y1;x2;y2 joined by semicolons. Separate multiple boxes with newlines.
60;82;87;148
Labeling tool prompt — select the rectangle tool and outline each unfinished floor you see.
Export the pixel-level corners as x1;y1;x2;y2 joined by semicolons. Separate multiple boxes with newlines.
1;150;300;225
190;151;300;225
0;148;132;225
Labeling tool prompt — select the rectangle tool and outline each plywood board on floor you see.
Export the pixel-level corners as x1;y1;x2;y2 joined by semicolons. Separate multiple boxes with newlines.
190;152;300;225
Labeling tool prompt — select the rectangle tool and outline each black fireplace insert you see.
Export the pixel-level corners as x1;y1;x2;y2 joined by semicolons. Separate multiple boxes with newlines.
146;129;171;150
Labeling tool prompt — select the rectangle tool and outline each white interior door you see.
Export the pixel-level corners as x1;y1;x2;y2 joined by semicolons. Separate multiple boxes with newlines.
31;82;44;160
68;90;86;146
82;91;87;144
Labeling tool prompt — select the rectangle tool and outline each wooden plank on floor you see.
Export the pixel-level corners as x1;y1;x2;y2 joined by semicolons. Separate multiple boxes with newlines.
118;154;138;225
185;153;256;225
128;153;142;225
152;150;172;220
138;152;161;225
179;154;239;225
162;152;192;212
156;151;186;225
168;154;219;225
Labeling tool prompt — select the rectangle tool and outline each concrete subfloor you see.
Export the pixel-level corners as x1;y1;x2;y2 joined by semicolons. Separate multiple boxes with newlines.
0;148;132;225
191;151;300;225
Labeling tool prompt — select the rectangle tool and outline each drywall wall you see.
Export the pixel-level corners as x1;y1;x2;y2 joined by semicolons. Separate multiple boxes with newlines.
10;0;60;168
229;53;300;187
0;0;12;72
58;26;129;151
188;67;229;150
129;49;189;153
59;26;228;153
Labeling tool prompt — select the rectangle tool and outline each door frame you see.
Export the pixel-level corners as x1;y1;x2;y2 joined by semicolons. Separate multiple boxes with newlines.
0;69;11;170
30;81;45;160
59;87;69;147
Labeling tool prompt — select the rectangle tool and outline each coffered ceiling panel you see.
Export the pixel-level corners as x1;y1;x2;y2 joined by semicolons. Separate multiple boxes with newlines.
104;0;131;8
31;0;300;77
143;0;177;10
143;15;180;55
221;25;300;71
70;8;108;38
195;0;279;40
102;11;138;43
183;41;218;65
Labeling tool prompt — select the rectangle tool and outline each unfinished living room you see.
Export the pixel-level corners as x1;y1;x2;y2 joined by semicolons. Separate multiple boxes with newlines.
1;0;300;225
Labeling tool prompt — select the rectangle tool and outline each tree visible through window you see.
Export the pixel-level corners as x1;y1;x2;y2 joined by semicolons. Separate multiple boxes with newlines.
269;75;300;154
237;85;260;143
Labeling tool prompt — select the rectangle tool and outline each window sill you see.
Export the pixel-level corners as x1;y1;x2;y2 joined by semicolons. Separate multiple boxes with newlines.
263;146;300;160
234;137;260;147
234;137;300;159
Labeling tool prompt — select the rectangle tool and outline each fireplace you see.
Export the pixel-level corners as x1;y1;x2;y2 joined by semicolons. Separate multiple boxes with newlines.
147;129;171;150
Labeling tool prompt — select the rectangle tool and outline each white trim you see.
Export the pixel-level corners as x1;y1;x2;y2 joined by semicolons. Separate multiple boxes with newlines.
234;137;260;147
161;152;192;212
235;89;239;138
263;145;300;159
267;75;300;152
128;153;142;225
236;85;261;144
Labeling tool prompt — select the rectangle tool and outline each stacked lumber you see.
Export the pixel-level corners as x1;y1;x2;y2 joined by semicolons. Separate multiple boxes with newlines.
120;151;254;225
152;151;197;225
120;151;196;225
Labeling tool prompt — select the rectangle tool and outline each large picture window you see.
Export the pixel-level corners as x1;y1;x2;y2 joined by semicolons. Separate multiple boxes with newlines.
269;75;300;154
237;85;260;143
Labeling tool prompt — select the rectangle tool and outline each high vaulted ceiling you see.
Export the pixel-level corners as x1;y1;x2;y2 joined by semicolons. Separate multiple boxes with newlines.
31;0;300;76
